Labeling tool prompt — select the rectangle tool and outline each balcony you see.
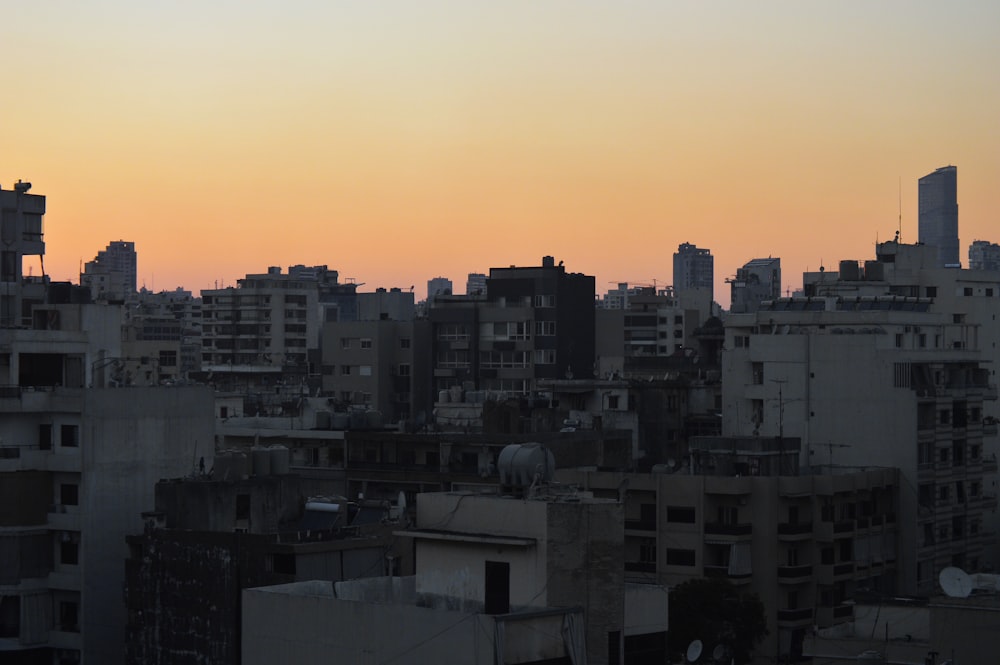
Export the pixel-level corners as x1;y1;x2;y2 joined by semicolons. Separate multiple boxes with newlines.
817;563;855;585
816;520;855;541
704;522;753;536
47;508;81;531
624;519;656;532
777;521;813;539
625;562;656;574
816;603;854;626
777;565;814;583
704;565;752;584
777;607;814;626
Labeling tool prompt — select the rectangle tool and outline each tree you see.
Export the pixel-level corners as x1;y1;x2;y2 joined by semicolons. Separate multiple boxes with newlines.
668;577;768;664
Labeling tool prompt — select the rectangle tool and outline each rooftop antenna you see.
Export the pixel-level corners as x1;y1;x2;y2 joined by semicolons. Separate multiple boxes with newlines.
898;176;902;243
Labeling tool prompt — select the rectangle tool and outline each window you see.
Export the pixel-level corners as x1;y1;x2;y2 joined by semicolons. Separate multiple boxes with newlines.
484;561;511;614
666;548;696;566
60;484;79;506
340;365;352;375
607;395;620;409
359;365;372;377
535;320;557;336
534;349;556;365
397;364;411;377
60;540;79;565
939;485;950;503
895;333;903;348
39;424;52;451
925;286;937;298
360;338;372;349
964;287;973;296
59;600;79;632
751;362;764;385
341;338;352;349
61;425;79;448
666;506;696;523
534;294;555;308
400;338;411;349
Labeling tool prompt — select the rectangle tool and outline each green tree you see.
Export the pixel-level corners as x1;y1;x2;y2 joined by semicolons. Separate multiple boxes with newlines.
668;578;768;664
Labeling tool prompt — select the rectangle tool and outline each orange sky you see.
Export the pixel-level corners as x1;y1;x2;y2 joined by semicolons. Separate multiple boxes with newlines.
4;2;999;303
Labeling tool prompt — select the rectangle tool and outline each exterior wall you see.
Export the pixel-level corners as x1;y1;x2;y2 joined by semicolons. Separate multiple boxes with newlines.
80;386;214;665
557;467;899;664
242;582;497;665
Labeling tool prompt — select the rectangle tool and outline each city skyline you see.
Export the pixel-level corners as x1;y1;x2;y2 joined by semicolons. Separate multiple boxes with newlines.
4;2;999;303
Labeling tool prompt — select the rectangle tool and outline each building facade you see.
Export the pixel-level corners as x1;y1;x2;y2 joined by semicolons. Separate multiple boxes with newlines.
918;165;960;268
729;257;781;313
81;240;137;303
673;242;714;293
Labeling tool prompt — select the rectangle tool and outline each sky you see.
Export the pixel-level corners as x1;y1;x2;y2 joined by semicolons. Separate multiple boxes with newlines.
3;1;999;303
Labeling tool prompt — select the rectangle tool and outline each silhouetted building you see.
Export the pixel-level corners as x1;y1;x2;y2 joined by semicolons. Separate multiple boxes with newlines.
919;165;959;267
673;242;714;292
729;257;781;313
82;240;137;303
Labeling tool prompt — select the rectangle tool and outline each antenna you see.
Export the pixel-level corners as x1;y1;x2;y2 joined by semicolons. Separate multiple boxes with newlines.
939;566;973;598
898;176;902;244
686;639;704;663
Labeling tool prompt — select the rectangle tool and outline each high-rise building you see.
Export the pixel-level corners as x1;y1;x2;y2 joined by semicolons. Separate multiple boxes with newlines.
465;272;487;296
729;257;781;313
969;240;1000;271
82;240;137;302
918;165;959;267
673;242;714;292
426;277;453;300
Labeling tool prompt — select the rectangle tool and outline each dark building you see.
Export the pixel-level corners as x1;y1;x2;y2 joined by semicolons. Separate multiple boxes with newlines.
422;257;595;422
124;473;405;665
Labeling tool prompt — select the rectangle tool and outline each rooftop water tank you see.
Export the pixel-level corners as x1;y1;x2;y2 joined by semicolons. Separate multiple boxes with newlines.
251;445;271;476
269;444;290;475
497;443;555;487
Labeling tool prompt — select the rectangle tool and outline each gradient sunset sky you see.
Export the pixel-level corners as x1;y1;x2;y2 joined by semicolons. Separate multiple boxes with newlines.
4;1;999;303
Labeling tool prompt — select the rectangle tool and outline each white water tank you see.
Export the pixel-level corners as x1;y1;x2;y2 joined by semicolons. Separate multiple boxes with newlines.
251;446;271;476
269;444;290;475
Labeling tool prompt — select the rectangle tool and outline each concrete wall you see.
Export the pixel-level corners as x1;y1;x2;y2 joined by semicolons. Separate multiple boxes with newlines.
81;386;214;665
242;582;496;665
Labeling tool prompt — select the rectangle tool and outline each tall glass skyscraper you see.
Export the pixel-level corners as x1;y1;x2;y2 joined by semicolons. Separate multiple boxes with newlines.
918;165;959;267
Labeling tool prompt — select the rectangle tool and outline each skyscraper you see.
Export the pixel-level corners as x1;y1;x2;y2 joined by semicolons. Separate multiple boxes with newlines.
918;165;959;267
672;242;713;292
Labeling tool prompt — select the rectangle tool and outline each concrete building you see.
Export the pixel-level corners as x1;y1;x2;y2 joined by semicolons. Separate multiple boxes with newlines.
729;257;781;313
918;165;960;268
722;295;996;595
81;240;136;304
673;242;714;293
559;451;899;664
123;287;202;380
426;276;453;300
465;272;487;296
125;474;405;665
969;239;1000;271
242;487;669;665
422;257;595;416
0;180;46;327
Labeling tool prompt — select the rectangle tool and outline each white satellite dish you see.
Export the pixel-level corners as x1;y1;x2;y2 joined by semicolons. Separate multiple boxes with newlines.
686;639;704;663
939;566;973;598
667;457;677;470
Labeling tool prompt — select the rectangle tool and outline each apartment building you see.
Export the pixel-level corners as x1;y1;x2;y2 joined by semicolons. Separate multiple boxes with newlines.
729;257;781;313
80;241;136;303
722;295;996;595
424;256;595;405
559;445;899;664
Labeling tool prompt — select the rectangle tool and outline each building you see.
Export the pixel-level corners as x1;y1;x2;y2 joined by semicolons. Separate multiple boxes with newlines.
673;242;714;293
81;240;137;303
0;182;216;664
729;257;781;313
0;180;46;327
423;257;595;414
426;277;453;300
969;240;1000;271
559;446;900;664
918;165;959;268
242;484;669;665
124;473;405;665
465;272;487;296
722;295;996;596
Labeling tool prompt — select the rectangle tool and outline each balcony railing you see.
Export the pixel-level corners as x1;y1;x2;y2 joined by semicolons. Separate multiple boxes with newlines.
777;608;813;622
777;565;814;580
704;522;753;536
625;562;656;573
624;519;657;531
777;521;813;536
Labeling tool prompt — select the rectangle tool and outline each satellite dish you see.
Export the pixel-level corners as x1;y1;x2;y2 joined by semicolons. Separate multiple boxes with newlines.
712;645;727;662
686;639;704;663
667;458;677;469
939;566;973;598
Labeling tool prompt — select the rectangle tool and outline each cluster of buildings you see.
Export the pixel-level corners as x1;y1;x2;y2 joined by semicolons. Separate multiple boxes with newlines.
2;165;999;664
